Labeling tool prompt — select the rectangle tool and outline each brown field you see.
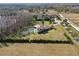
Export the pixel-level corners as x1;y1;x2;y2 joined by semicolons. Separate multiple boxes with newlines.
0;43;79;56
62;13;79;27
47;9;58;15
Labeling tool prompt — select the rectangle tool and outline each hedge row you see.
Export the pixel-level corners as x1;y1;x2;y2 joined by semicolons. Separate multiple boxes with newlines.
0;39;72;44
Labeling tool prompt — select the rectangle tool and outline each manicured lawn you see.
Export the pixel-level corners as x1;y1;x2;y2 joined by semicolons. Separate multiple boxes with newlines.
35;20;53;27
26;25;68;41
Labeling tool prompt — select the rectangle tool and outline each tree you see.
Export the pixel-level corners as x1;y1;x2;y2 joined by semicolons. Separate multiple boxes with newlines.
42;19;44;25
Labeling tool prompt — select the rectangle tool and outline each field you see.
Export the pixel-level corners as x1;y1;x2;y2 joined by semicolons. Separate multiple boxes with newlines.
0;43;79;56
62;13;79;27
0;11;79;56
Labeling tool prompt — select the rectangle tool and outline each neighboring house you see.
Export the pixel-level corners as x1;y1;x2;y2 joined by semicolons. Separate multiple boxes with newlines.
37;15;56;22
37;15;45;20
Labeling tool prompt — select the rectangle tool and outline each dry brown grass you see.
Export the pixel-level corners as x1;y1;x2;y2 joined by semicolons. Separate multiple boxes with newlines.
62;13;79;27
47;10;58;15
0;43;79;56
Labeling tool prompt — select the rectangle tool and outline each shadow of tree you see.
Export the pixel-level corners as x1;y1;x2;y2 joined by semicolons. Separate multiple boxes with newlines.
0;39;8;47
0;45;2;48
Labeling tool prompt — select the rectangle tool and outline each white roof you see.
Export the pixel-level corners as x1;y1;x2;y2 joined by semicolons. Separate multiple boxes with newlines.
34;24;41;29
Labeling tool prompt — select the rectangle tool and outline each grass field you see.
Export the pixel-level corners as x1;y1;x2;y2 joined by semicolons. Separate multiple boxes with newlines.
35;21;53;26
0;43;79;56
26;25;68;41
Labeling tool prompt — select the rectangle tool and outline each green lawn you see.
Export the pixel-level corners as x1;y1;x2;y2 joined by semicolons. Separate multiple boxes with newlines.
26;25;68;41
35;20;53;27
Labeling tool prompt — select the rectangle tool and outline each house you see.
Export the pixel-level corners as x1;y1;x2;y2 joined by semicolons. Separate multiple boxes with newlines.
38;25;54;34
37;15;45;20
34;24;41;30
33;24;53;34
27;24;41;34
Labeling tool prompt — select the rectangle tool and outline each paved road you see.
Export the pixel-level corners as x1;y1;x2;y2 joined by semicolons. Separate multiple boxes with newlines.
59;14;79;32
